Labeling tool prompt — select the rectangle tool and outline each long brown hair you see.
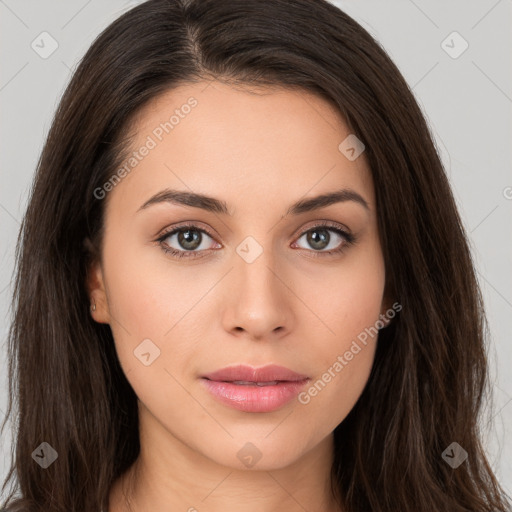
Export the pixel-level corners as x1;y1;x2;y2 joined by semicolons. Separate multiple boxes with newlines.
1;0;510;511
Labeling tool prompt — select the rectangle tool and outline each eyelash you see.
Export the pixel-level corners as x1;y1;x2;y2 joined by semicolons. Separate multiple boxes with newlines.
155;221;357;260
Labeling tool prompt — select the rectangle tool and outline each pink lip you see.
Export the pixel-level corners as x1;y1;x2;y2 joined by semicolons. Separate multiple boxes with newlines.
200;364;310;413
202;364;308;383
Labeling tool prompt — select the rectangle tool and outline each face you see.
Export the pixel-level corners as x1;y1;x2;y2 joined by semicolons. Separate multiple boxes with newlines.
87;80;390;471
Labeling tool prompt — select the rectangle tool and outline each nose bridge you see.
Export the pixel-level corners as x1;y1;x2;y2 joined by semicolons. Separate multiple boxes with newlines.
223;233;291;337
234;233;281;299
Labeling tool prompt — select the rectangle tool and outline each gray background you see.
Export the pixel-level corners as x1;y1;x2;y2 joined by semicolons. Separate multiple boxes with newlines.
1;0;511;497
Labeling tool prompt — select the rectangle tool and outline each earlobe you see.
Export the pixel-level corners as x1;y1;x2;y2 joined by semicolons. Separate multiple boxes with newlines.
84;237;110;324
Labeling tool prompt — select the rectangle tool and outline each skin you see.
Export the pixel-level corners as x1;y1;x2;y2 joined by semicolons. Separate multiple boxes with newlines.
86;80;391;512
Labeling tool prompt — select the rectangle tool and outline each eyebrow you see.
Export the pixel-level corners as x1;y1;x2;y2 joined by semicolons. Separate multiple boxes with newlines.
137;188;370;216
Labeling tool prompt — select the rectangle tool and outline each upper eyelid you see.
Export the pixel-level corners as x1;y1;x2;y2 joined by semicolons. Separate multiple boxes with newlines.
293;219;351;236
157;222;217;241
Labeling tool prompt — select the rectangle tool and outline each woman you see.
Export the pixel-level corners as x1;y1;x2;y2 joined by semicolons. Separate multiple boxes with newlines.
1;0;510;511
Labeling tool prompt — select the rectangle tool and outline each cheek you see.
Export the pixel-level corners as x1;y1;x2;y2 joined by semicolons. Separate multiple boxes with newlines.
296;244;386;353
298;345;375;435
101;237;210;377
103;227;189;331
292;243;384;421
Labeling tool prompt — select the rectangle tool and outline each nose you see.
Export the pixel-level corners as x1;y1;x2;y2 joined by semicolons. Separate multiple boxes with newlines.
221;243;294;341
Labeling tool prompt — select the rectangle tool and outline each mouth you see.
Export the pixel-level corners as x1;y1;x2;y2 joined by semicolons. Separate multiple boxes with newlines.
202;363;309;383
226;380;282;386
200;364;310;413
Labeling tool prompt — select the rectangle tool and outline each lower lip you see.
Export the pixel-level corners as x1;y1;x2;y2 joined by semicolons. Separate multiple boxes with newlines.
201;378;309;413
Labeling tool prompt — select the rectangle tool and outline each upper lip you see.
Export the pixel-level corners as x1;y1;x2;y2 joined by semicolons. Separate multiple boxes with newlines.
202;364;309;383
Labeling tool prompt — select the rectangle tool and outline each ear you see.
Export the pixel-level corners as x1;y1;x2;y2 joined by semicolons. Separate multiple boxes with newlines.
83;237;110;324
378;292;395;329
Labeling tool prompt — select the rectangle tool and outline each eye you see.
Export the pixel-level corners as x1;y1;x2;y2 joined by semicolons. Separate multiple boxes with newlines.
156;220;356;260
291;221;356;256
156;224;220;259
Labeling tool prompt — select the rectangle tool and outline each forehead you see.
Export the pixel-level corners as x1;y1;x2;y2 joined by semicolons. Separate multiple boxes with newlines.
108;80;375;216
